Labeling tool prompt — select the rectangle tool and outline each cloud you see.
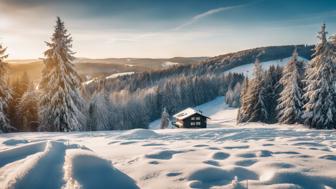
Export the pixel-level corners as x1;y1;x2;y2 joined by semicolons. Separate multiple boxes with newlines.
173;5;243;31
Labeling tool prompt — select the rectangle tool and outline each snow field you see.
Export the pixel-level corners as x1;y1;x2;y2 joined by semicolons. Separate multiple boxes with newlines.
0;97;336;188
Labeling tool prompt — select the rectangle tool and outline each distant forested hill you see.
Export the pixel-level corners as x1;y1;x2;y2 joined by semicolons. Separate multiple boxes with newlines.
84;45;314;130
7;57;207;81
86;45;314;93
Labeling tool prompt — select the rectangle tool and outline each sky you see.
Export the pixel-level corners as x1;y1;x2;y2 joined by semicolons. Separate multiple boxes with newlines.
1;0;336;59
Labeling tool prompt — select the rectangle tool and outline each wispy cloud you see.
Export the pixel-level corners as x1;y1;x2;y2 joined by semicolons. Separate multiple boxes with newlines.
173;5;244;31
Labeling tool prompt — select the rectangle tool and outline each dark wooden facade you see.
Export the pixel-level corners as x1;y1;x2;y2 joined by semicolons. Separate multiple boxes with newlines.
175;113;208;128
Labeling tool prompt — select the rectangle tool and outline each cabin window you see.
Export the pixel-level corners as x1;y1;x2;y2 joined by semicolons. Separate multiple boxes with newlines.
191;122;195;126
191;117;195;120
196;122;201;126
196;117;201;120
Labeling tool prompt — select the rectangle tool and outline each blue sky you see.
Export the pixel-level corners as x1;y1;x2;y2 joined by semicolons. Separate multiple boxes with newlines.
0;0;336;59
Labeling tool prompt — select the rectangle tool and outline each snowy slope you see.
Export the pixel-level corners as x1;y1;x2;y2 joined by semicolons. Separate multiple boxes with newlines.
149;96;236;129
105;72;135;79
1;97;336;189
226;56;308;77
83;72;135;85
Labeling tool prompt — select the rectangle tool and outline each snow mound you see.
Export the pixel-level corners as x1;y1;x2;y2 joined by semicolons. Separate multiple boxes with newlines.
2;139;28;146
117;129;159;140
188;167;258;188
4;141;66;189
65;153;139;189
0;141;47;167
260;171;336;188
145;150;185;160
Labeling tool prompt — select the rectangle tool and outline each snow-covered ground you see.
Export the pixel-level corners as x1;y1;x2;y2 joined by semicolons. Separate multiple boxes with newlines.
1;97;336;189
226;56;308;77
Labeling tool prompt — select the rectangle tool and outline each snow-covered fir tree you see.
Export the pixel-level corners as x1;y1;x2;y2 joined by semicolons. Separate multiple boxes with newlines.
0;44;12;132
160;107;169;129
39;17;86;132
8;72;30;130
17;83;39;131
237;77;249;122
238;58;266;122
88;83;111;131
303;23;336;129
225;82;241;108
330;29;336;88
277;48;304;124
261;65;282;123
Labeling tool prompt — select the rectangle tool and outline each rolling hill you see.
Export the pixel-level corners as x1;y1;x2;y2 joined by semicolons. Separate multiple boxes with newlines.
7;57;207;82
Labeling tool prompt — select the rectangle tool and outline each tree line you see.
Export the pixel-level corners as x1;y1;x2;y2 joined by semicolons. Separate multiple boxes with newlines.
1;17;329;132
0;17;244;132
238;23;336;129
88;72;243;130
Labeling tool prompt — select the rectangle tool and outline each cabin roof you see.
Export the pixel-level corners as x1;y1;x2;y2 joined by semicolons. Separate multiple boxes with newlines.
173;108;209;120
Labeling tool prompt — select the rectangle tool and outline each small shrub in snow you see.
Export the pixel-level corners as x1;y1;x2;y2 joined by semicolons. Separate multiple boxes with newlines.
160;108;169;129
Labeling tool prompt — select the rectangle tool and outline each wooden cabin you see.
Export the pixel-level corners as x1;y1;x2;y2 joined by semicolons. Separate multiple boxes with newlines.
173;108;209;128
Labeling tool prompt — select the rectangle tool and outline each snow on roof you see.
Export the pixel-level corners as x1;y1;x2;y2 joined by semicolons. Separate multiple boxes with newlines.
173;108;207;120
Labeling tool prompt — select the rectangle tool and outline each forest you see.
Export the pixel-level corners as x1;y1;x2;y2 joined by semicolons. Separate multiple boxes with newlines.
238;23;336;129
1;17;335;132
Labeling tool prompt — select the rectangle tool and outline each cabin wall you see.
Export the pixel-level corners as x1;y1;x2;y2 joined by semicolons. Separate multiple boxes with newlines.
182;114;207;128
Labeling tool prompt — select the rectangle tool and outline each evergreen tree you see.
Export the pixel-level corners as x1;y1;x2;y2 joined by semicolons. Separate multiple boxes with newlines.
88;83;111;131
17;83;39;131
237;77;249;122
303;23;336;129
241;59;266;122
0;44;13;132
261;65;282;123
225;82;241;108
8;77;21;130
8;72;30;130
39;17;86;132
160;107;169;129
277;49;304;124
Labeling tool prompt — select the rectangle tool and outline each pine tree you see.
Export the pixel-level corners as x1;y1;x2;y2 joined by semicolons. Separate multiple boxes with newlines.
0;44;13;132
237;77;249;122
18;83;39;131
39;17;86;132
261;65;282;123
303;23;336;129
8;77;20;130
88;83;111;131
8;72;30;130
160;107;169;129
277;48;304;124
239;59;266;122
225;82;241;108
